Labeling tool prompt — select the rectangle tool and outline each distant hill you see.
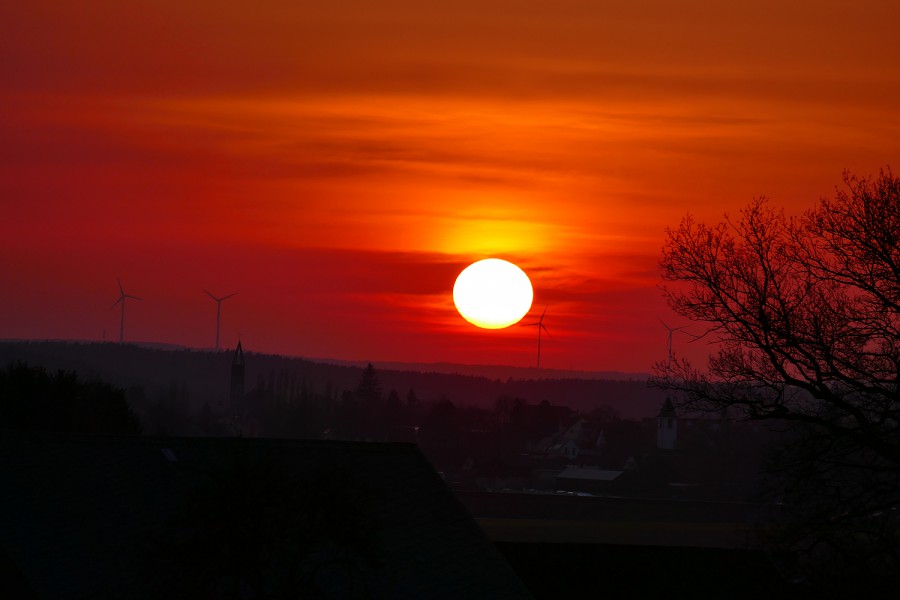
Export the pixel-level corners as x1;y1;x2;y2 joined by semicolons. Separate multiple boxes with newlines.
0;340;668;419
312;358;648;383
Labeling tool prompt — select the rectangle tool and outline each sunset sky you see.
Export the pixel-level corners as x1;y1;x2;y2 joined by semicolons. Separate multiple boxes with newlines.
2;1;899;372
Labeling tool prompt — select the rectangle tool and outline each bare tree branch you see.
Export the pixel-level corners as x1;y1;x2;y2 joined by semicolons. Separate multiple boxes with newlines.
653;168;900;582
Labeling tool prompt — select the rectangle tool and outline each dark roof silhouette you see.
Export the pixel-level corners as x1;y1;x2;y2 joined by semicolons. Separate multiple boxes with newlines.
0;432;531;599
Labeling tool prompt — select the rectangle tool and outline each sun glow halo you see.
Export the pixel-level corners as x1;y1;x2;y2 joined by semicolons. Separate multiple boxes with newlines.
453;259;534;329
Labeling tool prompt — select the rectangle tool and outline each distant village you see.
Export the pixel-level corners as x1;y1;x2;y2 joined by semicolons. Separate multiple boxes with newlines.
0;340;782;506
170;342;777;506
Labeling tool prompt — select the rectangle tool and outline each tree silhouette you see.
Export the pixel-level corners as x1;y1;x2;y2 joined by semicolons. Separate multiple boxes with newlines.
354;364;383;439
654;169;900;585
0;362;142;435
355;363;382;405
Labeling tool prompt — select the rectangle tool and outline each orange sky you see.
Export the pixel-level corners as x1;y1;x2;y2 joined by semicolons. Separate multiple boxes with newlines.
2;1;899;372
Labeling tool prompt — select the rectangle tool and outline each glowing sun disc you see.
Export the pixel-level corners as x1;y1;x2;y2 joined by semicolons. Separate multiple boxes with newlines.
453;259;534;329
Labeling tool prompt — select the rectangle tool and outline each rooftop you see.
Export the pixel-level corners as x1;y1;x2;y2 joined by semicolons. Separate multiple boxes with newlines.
0;431;531;599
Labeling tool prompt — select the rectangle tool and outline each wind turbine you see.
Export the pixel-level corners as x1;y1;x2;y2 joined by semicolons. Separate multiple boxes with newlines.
111;277;142;343
658;317;687;367
522;306;551;369
204;290;237;351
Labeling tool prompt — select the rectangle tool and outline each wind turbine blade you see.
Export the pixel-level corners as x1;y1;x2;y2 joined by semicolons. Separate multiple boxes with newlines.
125;294;143;301
111;298;123;309
657;316;672;330
541;324;552;338
117;277;124;295
204;289;219;301
540;305;549;320
221;292;238;300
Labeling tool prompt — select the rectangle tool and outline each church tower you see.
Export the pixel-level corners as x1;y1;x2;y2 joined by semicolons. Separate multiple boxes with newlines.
229;341;245;418
656;397;678;450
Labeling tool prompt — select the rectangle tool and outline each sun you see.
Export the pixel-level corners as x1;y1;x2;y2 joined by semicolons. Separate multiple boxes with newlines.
453;258;534;329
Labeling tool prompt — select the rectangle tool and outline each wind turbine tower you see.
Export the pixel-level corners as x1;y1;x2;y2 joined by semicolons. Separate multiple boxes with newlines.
205;290;237;351
658;318;687;367
522;306;551;369
111;277;142;343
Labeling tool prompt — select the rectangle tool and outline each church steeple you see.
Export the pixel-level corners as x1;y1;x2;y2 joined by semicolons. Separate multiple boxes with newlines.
232;340;244;367
656;397;678;450
229;341;245;418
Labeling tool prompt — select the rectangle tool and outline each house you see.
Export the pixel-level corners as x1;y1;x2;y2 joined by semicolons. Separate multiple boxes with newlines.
532;417;588;460
554;465;625;494
0;432;532;599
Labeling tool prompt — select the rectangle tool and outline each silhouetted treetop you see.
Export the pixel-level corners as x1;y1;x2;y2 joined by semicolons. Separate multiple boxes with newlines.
654;168;900;583
0;362;142;435
356;363;382;404
657;169;899;420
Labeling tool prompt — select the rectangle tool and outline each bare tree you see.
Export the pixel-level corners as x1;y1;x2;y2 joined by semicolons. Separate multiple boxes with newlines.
653;169;900;583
